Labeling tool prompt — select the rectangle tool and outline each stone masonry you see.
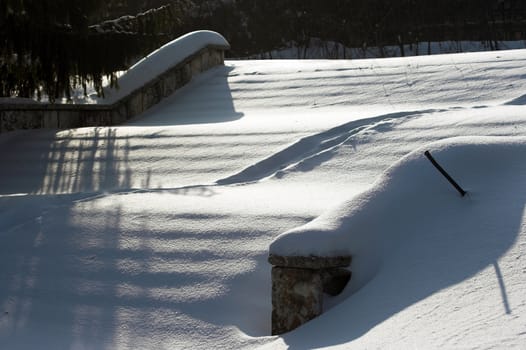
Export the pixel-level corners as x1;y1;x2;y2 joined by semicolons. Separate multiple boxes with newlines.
269;254;352;335
0;45;228;133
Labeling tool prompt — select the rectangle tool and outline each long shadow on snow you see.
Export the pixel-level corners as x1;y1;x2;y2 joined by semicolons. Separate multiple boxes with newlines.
504;93;526;105
217;109;442;185
279;143;525;348
0;128;133;195
127;65;244;126
0;194;314;348
0;127;136;349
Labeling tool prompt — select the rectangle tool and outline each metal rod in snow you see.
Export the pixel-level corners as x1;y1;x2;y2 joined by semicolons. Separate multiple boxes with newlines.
424;150;467;197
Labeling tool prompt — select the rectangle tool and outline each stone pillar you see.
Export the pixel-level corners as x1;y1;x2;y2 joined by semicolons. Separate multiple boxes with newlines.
271;266;323;335
269;254;351;335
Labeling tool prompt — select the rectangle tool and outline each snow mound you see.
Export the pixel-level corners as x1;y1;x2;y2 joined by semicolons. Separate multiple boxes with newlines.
270;136;526;292
100;30;230;104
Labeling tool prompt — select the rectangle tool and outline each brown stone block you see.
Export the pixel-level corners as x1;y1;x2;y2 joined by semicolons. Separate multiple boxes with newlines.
271;266;323;335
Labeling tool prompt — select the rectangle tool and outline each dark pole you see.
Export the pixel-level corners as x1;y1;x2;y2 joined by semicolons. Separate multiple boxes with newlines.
424;150;467;197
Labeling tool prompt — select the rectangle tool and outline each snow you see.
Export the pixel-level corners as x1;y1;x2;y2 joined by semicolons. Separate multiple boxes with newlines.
270;136;526;290
1;46;526;350
94;30;230;104
251;38;526;59
266;136;526;349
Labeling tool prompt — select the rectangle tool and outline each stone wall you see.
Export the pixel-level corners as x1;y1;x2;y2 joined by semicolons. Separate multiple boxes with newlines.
0;45;227;134
269;254;352;335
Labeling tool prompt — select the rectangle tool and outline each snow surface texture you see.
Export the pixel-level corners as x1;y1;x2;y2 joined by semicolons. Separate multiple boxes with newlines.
1;48;526;349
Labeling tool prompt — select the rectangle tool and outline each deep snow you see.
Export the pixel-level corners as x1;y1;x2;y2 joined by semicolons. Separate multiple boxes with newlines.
1;46;526;349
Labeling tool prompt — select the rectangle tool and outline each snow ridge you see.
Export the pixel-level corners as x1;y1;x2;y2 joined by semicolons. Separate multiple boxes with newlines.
216;109;441;185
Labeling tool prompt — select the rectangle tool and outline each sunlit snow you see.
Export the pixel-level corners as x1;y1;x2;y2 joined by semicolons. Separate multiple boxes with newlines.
1;44;526;349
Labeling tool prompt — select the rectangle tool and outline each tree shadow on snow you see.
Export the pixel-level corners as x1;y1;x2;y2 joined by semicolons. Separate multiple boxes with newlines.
0;195;312;349
0;127;135;348
0;128;133;195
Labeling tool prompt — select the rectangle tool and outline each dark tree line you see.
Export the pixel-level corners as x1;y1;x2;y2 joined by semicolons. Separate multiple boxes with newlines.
1;0;192;101
206;0;526;57
2;0;525;101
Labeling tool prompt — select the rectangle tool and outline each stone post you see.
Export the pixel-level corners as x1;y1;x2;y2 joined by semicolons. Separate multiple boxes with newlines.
268;254;351;335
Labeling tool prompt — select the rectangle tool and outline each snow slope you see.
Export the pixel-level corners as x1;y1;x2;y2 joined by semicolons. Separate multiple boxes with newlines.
268;136;526;348
1;48;526;349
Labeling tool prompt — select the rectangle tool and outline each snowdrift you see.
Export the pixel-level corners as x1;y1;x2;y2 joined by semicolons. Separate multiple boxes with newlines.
270;136;526;293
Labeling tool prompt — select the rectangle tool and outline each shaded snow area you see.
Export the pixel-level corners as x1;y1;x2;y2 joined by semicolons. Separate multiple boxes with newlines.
251;38;526;59
1;49;526;349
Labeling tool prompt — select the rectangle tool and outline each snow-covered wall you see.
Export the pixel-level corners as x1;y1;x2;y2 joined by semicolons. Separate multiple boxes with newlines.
102;30;230;104
0;31;230;133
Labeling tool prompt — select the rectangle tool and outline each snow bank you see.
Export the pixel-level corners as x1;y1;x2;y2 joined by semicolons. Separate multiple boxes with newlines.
100;30;230;104
270;136;526;292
